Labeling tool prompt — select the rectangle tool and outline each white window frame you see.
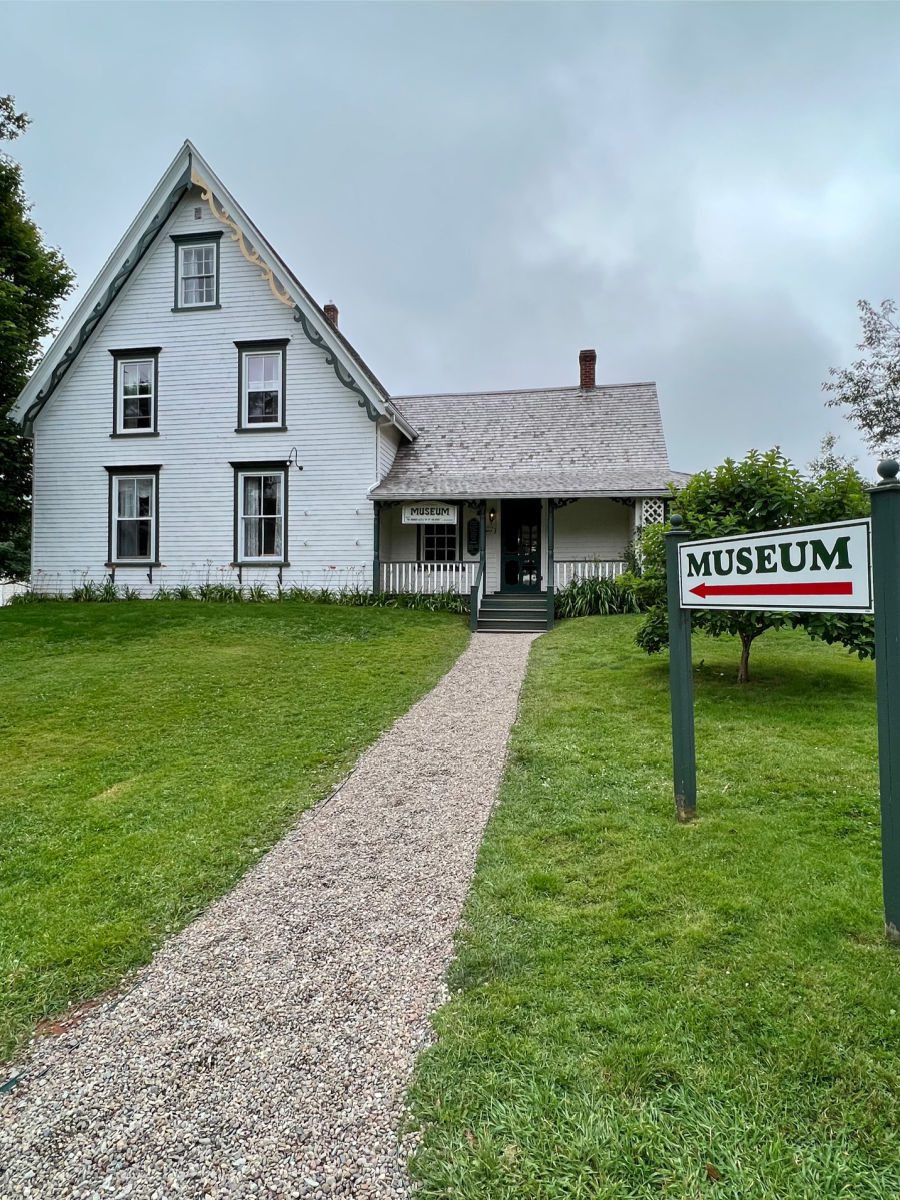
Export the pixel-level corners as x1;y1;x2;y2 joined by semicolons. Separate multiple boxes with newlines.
237;469;286;563
177;241;218;308
111;472;157;564
241;349;284;428
115;356;156;434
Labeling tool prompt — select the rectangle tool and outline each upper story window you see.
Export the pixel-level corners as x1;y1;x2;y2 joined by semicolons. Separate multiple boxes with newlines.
110;348;160;436
171;232;222;311
235;339;289;431
105;466;160;565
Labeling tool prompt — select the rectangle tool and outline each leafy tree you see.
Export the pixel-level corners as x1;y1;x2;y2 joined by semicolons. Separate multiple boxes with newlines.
824;299;900;454
634;448;873;683
0;96;75;580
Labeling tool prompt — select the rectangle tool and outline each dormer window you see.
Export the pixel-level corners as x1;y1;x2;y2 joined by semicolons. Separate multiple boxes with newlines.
171;232;222;311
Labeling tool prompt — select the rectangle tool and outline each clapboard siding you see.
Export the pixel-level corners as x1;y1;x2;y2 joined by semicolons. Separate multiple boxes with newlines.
31;187;377;595
377;422;401;480
554;498;631;561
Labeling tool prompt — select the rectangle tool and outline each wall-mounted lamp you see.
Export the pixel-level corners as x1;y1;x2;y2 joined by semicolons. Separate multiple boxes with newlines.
488;506;497;527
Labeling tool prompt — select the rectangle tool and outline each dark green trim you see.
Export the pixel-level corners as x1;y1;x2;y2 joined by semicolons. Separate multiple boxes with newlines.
231;460;290;567
869;461;900;940
499;498;542;593
373;500;381;593
547;499;556;630
235;339;290;431
170;231;224;242
228;459;292;469
111;348;160;436
103;464;164;473
105;464;161;568
665;517;697;822
234;338;291;348
171;231;222;311
22;168;192;435
292;304;380;423
234;426;288;434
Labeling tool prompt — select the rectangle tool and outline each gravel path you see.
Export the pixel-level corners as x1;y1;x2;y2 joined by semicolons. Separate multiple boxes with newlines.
1;632;536;1200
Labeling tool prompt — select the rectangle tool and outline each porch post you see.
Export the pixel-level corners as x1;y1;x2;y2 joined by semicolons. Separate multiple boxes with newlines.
479;499;486;576
372;501;381;594
546;499;555;630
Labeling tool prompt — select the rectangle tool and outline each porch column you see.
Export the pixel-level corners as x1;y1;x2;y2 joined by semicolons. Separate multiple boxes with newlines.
479;500;486;578
372;501;381;594
547;499;556;630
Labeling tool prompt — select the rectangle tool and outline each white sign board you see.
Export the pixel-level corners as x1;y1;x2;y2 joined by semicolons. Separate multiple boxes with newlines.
677;518;873;613
402;503;458;525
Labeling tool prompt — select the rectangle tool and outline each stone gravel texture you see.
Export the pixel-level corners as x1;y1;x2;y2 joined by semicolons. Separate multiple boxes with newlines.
0;632;536;1199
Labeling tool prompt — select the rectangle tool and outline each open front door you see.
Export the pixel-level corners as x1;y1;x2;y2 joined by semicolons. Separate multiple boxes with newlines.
500;500;541;592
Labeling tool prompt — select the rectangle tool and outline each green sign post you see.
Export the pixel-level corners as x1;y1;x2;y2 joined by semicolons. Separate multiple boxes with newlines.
869;459;900;943
665;514;697;822
665;462;900;942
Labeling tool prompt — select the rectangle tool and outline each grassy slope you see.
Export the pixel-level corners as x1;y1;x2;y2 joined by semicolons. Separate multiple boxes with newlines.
0;600;467;1061
410;617;900;1200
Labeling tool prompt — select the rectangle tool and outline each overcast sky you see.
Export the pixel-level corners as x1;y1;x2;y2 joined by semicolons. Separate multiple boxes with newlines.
2;1;897;475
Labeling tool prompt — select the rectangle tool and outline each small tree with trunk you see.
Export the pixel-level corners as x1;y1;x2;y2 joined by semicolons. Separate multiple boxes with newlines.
0;96;75;580
634;448;873;683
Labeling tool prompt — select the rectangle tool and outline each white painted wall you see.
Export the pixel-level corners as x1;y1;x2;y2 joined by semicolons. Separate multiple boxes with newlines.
554;498;632;562
30;186;381;596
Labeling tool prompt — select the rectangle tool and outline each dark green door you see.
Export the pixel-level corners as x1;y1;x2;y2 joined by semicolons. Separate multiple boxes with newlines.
501;500;541;592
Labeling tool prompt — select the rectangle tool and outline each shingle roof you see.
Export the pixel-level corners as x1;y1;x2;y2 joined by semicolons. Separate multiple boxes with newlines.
369;383;690;500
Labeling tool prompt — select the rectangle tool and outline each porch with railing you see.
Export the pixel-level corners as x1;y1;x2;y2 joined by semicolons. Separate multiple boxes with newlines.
379;560;480;594
553;559;627;589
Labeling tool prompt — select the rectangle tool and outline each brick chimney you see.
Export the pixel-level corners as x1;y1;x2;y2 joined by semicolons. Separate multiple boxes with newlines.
579;348;597;389
323;302;339;328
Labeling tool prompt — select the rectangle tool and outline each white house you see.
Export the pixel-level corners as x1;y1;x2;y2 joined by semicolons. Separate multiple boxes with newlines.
11;142;688;631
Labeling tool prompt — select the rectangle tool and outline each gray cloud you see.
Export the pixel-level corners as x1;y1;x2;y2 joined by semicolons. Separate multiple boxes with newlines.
4;0;899;476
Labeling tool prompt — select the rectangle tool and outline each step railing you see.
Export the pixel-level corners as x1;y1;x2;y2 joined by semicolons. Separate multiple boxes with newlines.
469;560;486;632
379;560;478;594
553;559;627;589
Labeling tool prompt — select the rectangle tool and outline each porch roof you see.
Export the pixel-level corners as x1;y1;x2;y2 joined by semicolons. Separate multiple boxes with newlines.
369;382;691;500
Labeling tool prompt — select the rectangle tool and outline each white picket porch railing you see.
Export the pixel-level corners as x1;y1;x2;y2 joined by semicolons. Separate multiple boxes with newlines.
554;559;627;589
380;560;479;594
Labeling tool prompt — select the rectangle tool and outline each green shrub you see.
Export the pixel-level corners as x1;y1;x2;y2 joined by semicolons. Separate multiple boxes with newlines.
554;574;642;619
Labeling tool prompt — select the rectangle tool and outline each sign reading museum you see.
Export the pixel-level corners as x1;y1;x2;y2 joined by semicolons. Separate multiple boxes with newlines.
402;503;458;525
677;519;873;614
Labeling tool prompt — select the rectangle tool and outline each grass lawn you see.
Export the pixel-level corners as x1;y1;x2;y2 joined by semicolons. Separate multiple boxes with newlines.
0;600;468;1063
409;617;900;1199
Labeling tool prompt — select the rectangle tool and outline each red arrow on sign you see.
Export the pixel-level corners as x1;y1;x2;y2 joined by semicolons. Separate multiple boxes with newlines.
689;581;853;599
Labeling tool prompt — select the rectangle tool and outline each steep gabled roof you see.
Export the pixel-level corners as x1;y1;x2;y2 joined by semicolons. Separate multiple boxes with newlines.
12;140;416;440
369;382;691;499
